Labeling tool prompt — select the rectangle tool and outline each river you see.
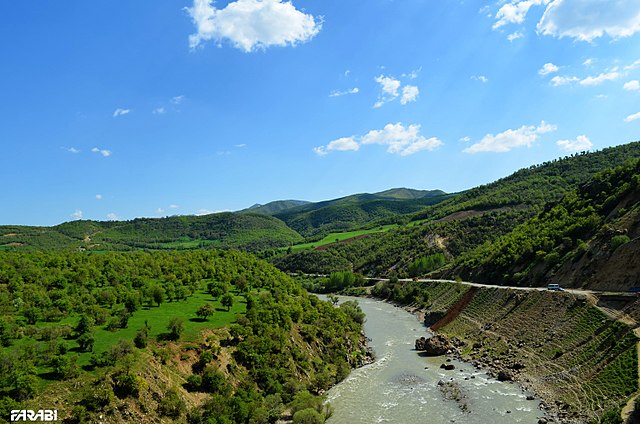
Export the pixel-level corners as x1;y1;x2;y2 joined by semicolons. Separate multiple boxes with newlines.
324;296;543;423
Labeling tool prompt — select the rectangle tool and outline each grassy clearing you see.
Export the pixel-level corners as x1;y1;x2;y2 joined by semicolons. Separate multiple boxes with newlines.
288;225;397;252
12;287;247;371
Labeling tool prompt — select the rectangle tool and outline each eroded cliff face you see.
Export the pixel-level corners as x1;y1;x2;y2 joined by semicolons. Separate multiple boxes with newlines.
410;282;639;423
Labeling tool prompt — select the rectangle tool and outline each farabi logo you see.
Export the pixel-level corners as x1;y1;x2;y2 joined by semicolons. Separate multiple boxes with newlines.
10;410;57;422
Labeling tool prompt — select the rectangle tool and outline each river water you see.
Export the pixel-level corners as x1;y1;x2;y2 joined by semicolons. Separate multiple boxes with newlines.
324;296;543;423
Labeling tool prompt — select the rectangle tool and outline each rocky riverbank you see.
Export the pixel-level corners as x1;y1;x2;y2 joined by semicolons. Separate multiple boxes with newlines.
400;281;639;423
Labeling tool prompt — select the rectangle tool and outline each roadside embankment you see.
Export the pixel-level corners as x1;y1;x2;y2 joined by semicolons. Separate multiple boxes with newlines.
407;281;639;423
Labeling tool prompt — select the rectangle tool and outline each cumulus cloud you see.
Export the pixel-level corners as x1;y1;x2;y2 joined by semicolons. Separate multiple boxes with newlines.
106;213;118;221
539;62;559;76
374;74;420;108
313;137;360;156
400;85;419;104
113;108;130;117
195;209;215;216
329;87;360;97
66;147;80;154
361;123;443;156
538;0;640;41
463;121;557;153
314;123;442;157
95;194;102;200
71;210;83;220
551;75;579;86
91;147;112;157
472;75;489;83
186;0;321;52
557;135;593;152
507;31;524;41
153;107;166;115
624;80;640;91
624;112;640;122
579;71;620;86
169;204;179;209
171;95;185;105
493;0;549;30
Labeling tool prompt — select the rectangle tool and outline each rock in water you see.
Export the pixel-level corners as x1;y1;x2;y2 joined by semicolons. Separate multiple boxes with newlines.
415;334;452;355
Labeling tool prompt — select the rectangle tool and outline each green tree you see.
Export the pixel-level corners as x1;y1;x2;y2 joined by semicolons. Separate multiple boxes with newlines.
196;304;215;321
221;293;234;312
167;317;184;341
77;332;96;352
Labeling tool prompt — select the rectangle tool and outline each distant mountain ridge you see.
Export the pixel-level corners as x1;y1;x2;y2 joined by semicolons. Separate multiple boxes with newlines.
241;200;311;215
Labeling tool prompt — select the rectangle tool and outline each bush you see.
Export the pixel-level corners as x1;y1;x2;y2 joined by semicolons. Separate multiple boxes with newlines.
292;408;323;424
158;388;186;418
611;235;631;251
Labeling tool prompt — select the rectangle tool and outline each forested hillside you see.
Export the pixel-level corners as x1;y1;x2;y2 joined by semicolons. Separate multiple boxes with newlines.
273;141;640;287
273;189;450;237
448;157;640;290
0;250;368;423
0;213;303;252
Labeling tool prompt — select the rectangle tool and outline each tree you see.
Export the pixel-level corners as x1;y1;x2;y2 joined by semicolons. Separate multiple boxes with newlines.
151;285;166;307
196;304;215;321
77;332;95;352
221;293;234;312
75;314;94;336
167;317;184;341
134;326;149;349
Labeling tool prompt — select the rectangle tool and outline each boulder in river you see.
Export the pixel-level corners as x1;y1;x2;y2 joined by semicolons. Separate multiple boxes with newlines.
415;334;452;355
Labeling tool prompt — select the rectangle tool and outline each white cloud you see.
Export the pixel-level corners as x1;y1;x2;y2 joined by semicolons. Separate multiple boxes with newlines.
71;210;83;220
375;75;401;97
459;136;471;143
186;0;321;52
169;204;179;209
314;123;442;157
113;108;130;117
583;58;594;67
95;194;102;200
624;112;640;122
507;31;524;41
579;71;620;86
235;143;247;148
493;0;549;29
67;147;80;154
463;121;557;153
624;80;640;91
472;75;489;83
625;59;640;71
538;0;640;41
106;213;118;221
538;62;559;76
91;147;112;157
171;95;186;105
195;209;214;216
360;123;442;156
402;67;422;79
153;107;166;115
329;87;360;97
313;137;359;156
156;208;165;215
551;75;579;86
557;135;593;152
400;85;419;104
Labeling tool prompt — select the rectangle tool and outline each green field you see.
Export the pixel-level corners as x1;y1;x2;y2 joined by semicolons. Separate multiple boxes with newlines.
288;225;397;252
17;285;247;371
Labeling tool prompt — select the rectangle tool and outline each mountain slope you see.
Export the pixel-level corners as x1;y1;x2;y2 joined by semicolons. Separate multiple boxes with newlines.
273;190;450;237
0;212;304;252
273;141;640;284
240;200;311;215
448;157;640;290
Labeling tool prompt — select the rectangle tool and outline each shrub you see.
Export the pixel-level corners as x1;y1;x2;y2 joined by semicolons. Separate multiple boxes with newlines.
611;235;631;251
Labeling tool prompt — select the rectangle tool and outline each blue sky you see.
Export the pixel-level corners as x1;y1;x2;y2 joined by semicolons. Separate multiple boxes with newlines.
1;0;639;226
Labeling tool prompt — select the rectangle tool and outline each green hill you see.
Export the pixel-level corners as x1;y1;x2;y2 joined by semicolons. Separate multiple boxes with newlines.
240;199;311;215
448;156;640;290
0;212;303;252
273;189;450;237
273;141;640;281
